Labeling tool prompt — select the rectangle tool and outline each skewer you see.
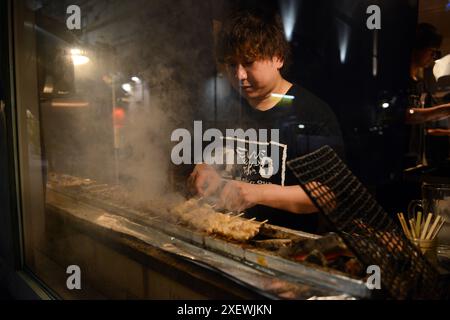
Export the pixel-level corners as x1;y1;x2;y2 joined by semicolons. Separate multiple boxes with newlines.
420;213;433;240
248;217;256;222
415;211;422;239
259;219;269;225
397;213;411;238
232;213;245;219
425;216;441;240
409;219;417;239
399;213;413;239
430;218;445;240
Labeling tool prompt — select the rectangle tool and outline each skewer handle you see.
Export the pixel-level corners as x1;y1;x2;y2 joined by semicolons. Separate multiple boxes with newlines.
409;219;417;239
430;218;445;240
398;213;412;239
420;213;433;240
426;216;441;240
415;211;422;239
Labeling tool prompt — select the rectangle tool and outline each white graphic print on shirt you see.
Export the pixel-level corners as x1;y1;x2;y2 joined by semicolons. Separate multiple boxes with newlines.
221;136;287;186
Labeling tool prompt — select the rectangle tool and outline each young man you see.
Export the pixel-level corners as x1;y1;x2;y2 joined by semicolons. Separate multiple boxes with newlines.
188;11;344;232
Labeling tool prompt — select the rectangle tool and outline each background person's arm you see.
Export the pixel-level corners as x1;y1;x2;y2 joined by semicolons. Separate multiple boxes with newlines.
427;128;450;136
405;103;450;124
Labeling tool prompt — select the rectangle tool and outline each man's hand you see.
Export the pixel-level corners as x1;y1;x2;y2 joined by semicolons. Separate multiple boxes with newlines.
217;181;259;212
187;164;222;197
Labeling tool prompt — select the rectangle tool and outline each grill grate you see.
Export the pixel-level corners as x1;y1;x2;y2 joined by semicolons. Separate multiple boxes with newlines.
287;145;446;299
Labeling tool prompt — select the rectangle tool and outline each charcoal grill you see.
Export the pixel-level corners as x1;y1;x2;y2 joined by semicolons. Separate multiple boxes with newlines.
46;173;372;299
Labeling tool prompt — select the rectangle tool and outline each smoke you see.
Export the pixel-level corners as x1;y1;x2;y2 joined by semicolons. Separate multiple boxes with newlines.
38;0;217;208
119;81;175;202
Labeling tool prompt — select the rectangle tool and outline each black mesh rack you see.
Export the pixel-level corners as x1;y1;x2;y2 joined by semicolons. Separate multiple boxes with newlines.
287;145;447;299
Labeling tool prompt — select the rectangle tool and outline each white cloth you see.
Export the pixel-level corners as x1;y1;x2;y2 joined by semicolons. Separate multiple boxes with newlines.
433;54;450;81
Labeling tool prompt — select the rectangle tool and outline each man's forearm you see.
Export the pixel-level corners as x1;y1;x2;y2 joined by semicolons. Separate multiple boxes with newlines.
255;184;318;214
406;103;450;124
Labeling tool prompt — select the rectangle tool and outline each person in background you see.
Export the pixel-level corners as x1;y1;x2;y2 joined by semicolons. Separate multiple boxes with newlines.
405;23;450;169
187;10;344;233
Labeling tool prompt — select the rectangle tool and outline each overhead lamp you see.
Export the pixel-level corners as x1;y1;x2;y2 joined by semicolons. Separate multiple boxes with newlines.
70;48;90;66
131;76;141;84
122;83;132;93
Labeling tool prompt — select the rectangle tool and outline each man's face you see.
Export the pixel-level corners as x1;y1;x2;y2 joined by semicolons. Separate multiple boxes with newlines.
224;57;284;101
416;47;439;68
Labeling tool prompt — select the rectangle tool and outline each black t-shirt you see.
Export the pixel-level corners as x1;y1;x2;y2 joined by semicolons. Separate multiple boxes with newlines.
220;84;344;233
404;76;448;169
404;77;425;168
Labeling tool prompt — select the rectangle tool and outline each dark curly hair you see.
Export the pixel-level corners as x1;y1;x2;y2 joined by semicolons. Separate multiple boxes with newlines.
216;10;291;72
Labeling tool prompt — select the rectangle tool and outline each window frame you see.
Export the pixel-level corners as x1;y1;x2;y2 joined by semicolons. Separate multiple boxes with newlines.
0;0;56;300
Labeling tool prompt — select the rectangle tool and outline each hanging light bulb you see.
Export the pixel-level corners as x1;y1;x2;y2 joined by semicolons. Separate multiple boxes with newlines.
70;48;90;65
